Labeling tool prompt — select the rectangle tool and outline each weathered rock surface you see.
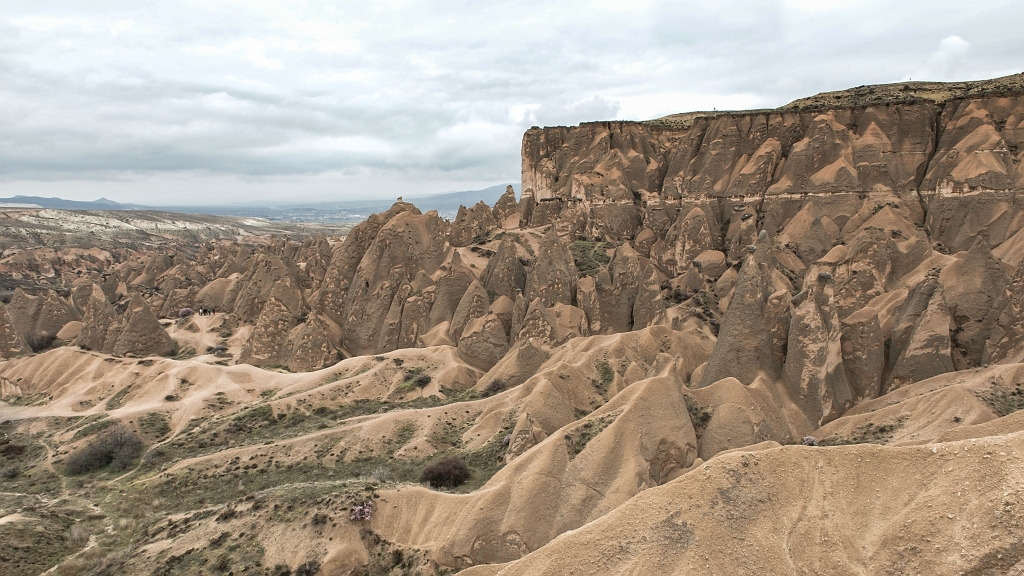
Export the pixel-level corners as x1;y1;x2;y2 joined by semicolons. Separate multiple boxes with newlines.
111;294;177;357
449;201;498;247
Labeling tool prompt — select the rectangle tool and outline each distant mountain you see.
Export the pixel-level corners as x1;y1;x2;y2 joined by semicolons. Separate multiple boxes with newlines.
404;184;510;214
0;185;516;222
0;195;141;210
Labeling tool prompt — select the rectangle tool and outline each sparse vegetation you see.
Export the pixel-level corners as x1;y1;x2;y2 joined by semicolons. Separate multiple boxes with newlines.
684;395;713;438
595;359;614;396
564;414;617;458
139;412;171;439
570;240;612;277
976;383;1024;417
818;417;908;446
105;385;134;410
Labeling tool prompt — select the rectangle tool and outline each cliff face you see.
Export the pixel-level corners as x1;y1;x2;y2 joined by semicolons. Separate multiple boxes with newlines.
520;77;1024;247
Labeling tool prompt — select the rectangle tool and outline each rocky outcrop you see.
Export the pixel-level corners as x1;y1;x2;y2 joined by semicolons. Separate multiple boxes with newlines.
7;288;79;347
524;229;578;308
112;295;177;357
492;185;519;225
341;210;448;355
76;283;120;352
481;237;526;301
0;303;30;358
449;201;498;247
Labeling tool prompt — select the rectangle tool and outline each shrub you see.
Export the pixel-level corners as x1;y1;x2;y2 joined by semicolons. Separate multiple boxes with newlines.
295;560;321;576
414;374;431;388
371;466;392;483
482;379;505;397
179;308;194;318
68;523;91;548
27;332;57;353
65;425;144;475
802;436;819;446
419;457;470;489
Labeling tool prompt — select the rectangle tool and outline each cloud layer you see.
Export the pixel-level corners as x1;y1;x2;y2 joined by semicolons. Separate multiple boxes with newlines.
2;0;1022;204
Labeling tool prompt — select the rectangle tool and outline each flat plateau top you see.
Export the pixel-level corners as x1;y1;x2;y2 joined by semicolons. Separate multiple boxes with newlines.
646;72;1024;129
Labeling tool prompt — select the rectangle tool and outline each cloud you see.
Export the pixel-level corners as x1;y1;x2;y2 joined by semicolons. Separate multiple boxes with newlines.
517;96;621;128
908;35;972;81
0;1;1022;203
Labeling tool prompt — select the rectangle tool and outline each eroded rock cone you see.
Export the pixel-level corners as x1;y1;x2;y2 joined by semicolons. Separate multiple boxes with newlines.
457;312;509;371
239;297;296;366
287;314;340;372
524;228;578;308
112;294;177;357
0;302;30;359
7;288;78;348
449;201;498;247
940;238;1011;367
450;280;491;342
839;308;885;402
699;233;786;387
885;274;955;392
76;283;119;352
782;273;853;427
492;185;519;225
316;202;420;326
342;209;448;355
482;236;526;301
654;207;715;276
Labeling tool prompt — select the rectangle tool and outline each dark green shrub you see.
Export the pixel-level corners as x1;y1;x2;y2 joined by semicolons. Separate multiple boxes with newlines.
419;457;470;489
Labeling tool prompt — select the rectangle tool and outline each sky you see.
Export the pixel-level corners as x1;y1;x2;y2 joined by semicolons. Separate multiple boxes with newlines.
1;0;1022;206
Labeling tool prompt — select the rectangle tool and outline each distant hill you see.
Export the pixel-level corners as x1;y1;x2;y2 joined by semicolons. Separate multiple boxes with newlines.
0;195;139;210
0;185;515;222
404;184;510;214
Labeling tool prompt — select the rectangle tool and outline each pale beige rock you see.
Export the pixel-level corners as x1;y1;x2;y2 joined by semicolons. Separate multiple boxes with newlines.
457;313;509;371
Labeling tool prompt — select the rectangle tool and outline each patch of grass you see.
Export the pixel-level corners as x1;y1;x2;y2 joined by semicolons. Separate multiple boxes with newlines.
71;419;119;443
139;413;171;440
595;359;614;396
394;367;432;394
818;416;908;446
4;392;50;406
563;413;617;458
570;240;612;277
976;383;1024;417
105;385;134;410
428;411;479;449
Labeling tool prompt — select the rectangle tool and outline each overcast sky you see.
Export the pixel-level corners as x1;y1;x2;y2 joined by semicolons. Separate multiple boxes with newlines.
2;0;1022;205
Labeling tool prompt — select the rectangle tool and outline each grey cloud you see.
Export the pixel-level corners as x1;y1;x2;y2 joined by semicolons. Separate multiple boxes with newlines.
1;0;1023;203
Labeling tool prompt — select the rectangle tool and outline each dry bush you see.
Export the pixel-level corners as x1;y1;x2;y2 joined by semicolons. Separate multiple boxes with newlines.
65;425;144;475
419;457;470;489
55;558;90;576
68;523;91;548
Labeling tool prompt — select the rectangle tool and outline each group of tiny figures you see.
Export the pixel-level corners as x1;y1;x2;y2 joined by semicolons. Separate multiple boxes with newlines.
196;307;216;316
